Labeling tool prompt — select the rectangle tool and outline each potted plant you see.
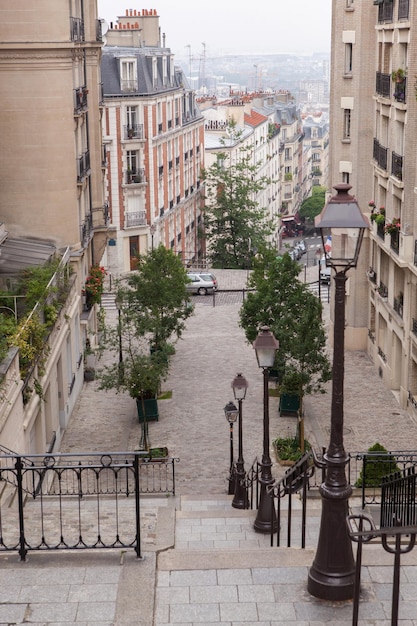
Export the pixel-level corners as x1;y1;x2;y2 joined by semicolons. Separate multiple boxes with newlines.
384;218;400;235
392;68;406;83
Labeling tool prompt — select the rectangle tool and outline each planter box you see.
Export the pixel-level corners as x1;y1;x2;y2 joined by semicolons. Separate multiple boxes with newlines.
136;396;159;423
279;394;300;417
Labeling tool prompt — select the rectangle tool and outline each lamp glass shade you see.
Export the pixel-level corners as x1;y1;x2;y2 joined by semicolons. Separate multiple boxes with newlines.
315;183;369;270
253;326;279;369
232;373;249;401
224;401;238;423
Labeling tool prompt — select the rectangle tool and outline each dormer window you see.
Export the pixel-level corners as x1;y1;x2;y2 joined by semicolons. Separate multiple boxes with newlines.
120;58;137;92
152;57;158;89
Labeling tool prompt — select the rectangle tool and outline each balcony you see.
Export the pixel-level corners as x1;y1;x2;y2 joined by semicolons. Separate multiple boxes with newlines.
124;124;144;140
125;211;147;228
74;86;88;114
121;79;138;93
377;282;388;299
77;150;90;183
390;230;400;254
393;295;404;318
377;0;394;22
81;213;93;247
70;17;85;42
375;72;391;98
393;77;406;104
398;0;410;19
125;168;146;185
373;138;388;171
391;152;403;181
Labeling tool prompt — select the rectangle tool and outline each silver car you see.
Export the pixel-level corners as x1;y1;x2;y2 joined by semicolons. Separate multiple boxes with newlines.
186;272;218;295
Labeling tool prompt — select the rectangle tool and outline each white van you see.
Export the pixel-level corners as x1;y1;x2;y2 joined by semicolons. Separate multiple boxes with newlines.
319;257;331;284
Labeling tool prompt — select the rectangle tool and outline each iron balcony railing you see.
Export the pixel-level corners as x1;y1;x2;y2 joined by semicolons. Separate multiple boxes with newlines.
74;86;88;113
373;138;388;171
125;211;147;228
391;152;403;180
393;296;403;317
124;124;145;140
390;230;400;254
70;16;85;42
0;451;178;561
81;212;93;247
412;318;417;337
398;0;410;20
377;0;394;22
77;150;90;182
393;77;406;104
376;72;391;98
125;168;146;184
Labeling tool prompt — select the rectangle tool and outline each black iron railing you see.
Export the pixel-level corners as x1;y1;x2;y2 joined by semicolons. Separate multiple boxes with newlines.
268;451;315;548
373;138;388;171
376;71;391;98
398;0;410;19
392;152;403;180
0;451;178;561
381;466;417;528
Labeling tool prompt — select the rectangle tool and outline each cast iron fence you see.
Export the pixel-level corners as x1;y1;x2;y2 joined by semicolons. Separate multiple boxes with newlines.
380;466;417;528
0;451;178;561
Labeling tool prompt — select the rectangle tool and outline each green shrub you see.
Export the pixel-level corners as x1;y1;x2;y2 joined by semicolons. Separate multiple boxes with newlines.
273;436;311;462
355;443;400;487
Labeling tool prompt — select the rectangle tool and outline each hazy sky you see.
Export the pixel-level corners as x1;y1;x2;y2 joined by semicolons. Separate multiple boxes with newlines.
97;1;331;58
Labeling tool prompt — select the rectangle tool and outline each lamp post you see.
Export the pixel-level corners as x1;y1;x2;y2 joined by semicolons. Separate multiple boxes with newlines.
308;183;369;601
115;295;124;384
150;223;156;251
231;373;249;509
224;401;239;495
253;326;279;533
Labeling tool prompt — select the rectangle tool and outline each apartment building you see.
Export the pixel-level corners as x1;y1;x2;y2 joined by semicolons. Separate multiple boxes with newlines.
0;1;106;453
302;111;330;191
200;90;312;251
330;0;417;414
101;9;205;273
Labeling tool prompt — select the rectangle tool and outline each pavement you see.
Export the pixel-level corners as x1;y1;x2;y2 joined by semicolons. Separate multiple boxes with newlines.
2;246;417;625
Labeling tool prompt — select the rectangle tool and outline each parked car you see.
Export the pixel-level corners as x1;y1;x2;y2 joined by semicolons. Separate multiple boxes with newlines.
186;272;218;295
320;258;332;284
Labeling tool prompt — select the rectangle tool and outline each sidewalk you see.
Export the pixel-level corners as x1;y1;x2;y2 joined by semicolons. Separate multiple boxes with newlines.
2;266;417;625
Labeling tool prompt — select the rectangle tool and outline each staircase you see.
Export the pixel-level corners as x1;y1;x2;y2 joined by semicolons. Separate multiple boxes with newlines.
101;291;116;311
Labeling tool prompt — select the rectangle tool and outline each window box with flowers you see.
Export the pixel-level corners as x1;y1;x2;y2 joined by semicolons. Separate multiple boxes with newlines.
384;218;400;236
83;265;107;309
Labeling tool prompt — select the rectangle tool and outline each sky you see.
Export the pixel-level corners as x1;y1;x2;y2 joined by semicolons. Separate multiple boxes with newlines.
97;1;331;59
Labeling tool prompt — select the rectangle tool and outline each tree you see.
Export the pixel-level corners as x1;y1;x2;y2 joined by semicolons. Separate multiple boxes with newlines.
202;144;275;269
239;250;332;448
96;247;193;450
120;245;193;350
299;186;326;222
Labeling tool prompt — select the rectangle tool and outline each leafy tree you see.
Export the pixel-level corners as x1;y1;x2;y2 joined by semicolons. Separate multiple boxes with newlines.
299;186;326;222
239;250;332;449
120;245;193;350
202;144;275;269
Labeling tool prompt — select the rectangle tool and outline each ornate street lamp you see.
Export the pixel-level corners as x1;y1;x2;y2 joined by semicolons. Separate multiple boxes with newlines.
253;326;279;533
224;401;239;495
231;373;249;509
308;183;369;600
150;223;156;251
115;294;124;384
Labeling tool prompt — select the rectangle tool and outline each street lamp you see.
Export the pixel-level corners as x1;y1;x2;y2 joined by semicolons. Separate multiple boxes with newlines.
150;223;156;251
231;373;249;509
224;401;239;495
115;295;124;384
253;326;279;533
308;183;369;601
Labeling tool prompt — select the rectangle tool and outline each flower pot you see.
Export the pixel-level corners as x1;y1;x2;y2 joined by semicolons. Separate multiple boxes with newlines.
279;393;300;417
136;395;159;423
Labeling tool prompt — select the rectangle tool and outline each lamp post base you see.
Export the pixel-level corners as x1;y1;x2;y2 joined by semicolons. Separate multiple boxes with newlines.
307;495;355;601
254;483;278;534
232;469;248;509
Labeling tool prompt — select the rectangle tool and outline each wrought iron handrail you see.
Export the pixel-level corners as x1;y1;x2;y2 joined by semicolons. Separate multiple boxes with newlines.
244;457;261;510
268;451;315;548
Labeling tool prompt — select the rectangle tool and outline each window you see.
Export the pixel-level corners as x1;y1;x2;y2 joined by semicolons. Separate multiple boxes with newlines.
121;60;137;92
127;150;138;172
342;172;350;184
343;109;351;140
345;43;353;74
126;106;137;128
